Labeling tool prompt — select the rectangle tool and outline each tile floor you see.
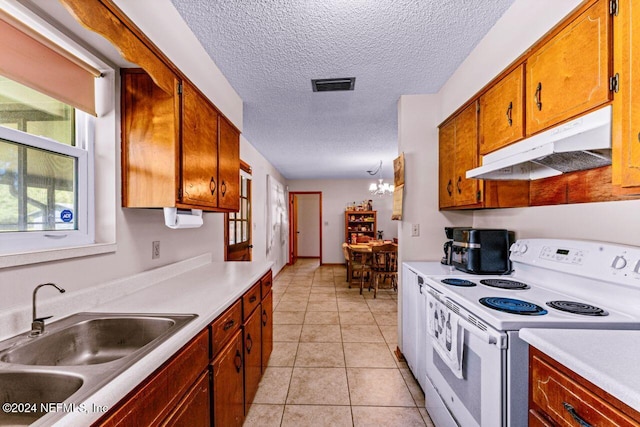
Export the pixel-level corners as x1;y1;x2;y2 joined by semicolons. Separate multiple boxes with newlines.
244;259;435;427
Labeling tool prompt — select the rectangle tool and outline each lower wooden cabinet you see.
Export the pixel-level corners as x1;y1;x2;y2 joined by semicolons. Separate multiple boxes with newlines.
243;306;262;413
211;330;245;427
529;347;640;427
161;372;210;427
261;289;273;370
93;269;273;427
94;330;209;427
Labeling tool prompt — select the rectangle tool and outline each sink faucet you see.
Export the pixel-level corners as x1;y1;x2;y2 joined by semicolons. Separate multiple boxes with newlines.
30;283;66;337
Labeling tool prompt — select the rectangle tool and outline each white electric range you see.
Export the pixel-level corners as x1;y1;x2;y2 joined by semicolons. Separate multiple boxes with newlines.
405;238;640;427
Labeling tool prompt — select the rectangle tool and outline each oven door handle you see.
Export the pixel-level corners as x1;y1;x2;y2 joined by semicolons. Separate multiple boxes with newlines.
456;315;498;346
428;289;504;347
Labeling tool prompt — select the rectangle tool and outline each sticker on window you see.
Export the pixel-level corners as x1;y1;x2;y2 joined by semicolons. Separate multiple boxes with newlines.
60;209;74;223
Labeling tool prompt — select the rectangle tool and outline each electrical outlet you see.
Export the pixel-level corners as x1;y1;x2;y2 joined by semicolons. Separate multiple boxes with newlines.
411;224;420;237
152;241;160;259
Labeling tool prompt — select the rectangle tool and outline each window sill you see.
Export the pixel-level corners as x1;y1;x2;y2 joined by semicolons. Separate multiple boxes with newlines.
0;243;117;269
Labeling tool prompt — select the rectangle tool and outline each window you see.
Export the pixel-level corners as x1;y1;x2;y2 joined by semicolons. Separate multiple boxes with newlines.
0;76;94;254
225;162;252;261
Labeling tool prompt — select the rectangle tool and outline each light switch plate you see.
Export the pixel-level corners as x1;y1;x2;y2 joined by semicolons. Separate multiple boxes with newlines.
152;241;160;259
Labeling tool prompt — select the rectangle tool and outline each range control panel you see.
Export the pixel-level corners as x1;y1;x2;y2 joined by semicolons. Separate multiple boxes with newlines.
510;239;640;285
538;246;586;264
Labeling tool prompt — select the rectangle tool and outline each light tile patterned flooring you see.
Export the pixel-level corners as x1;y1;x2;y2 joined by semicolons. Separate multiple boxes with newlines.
244;259;434;427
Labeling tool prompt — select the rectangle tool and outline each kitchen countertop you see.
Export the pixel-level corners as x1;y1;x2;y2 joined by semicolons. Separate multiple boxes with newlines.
17;257;273;427
520;328;640;413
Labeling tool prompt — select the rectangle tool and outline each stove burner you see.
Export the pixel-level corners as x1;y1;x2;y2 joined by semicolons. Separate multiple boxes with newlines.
441;278;476;287
480;279;530;290
479;297;548;315
546;300;609;316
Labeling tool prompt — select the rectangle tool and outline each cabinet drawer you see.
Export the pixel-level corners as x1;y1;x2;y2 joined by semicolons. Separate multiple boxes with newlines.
211;299;242;357
531;352;639;426
261;270;273;299
242;282;261;320
165;330;209;405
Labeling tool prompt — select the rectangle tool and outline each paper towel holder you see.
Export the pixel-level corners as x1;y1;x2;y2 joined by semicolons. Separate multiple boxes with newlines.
163;207;203;229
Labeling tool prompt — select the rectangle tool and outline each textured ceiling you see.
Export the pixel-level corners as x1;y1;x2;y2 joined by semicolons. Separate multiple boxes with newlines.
170;0;515;180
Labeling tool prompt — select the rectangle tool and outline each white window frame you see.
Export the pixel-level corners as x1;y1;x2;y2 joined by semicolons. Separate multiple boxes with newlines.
0;113;95;254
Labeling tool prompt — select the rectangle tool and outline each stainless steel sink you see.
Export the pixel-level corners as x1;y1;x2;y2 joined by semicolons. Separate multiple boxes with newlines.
0;371;83;425
1;316;180;366
0;312;197;426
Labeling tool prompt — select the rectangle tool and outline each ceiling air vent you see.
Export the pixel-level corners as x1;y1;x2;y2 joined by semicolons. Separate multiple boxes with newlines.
311;77;355;92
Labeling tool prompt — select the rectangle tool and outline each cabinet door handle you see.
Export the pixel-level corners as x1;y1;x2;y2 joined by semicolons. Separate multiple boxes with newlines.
534;82;542;111
262;309;268;326
234;349;242;373
221;180;227;197
456;176;462;194
562;402;592;427
223;319;235;331
246;333;253;353
209;177;217;195
506;101;513;126
446;179;453;197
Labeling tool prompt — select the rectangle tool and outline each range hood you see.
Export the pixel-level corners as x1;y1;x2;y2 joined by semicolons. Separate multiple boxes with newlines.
466;105;612;180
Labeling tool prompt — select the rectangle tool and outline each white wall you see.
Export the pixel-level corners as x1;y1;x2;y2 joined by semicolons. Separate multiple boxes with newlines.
396;95;473;266
296;194;321;257
287;179;398;264
0;1;285;315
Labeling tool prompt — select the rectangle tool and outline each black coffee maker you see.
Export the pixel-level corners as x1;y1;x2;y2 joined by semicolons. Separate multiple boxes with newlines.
441;227;468;265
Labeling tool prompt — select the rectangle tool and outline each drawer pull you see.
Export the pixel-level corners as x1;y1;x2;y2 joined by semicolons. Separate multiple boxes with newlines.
562;402;592;427
223;319;235;331
249;295;257;303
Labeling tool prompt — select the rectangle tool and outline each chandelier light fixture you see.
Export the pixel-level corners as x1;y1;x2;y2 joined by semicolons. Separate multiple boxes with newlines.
367;160;394;196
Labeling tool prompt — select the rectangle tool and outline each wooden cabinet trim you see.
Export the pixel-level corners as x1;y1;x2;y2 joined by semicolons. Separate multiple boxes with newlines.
529;347;640;426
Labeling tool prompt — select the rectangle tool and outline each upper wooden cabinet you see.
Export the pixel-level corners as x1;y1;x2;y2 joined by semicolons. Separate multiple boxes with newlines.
439;102;481;209
121;69;180;209
121;70;240;212
612;0;640;190
479;64;525;155
525;0;612;136
61;0;241;212
218;117;241;210
181;81;220;208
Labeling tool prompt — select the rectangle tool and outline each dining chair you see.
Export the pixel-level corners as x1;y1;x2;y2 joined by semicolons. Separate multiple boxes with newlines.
342;244;351;282
370;243;398;298
347;247;372;292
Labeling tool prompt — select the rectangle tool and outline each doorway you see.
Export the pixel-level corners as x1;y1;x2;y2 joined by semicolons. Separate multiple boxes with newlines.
288;192;322;265
225;161;252;261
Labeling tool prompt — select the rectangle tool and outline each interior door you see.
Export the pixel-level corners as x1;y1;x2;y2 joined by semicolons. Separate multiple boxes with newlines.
290;195;298;265
225;162;252;261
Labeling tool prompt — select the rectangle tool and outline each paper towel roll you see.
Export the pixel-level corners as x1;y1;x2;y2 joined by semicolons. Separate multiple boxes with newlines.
163;208;203;229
